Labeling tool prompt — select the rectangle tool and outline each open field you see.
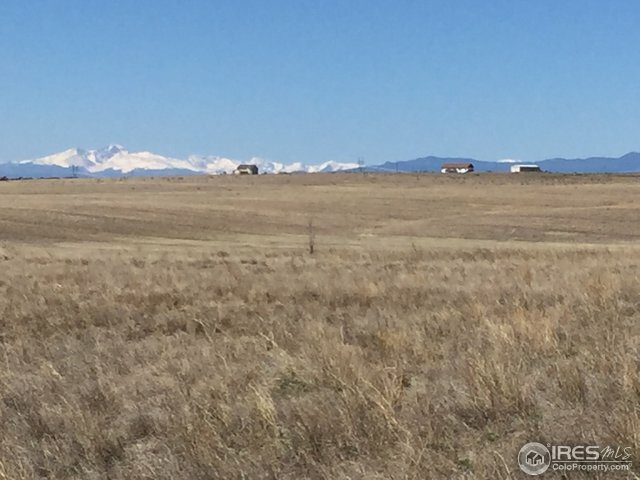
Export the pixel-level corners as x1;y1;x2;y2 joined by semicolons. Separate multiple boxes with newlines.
2;173;640;247
1;173;639;479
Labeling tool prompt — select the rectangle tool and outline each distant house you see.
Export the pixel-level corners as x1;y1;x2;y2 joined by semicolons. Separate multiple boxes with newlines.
510;164;541;173
0;176;8;182
440;162;474;174
235;164;259;175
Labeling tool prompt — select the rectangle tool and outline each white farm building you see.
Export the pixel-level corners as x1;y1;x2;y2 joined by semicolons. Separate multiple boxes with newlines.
510;164;542;173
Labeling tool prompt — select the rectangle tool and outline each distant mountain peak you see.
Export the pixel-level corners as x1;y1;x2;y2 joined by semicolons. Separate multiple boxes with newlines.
100;144;126;155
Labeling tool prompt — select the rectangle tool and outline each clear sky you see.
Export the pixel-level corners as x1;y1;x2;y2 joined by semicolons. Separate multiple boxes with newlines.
1;0;639;164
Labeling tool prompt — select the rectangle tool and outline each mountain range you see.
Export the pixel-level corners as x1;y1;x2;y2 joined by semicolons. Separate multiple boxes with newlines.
1;146;640;178
0;145;359;178
370;152;640;173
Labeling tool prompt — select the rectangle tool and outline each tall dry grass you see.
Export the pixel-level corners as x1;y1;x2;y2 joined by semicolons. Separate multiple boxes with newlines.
0;245;638;479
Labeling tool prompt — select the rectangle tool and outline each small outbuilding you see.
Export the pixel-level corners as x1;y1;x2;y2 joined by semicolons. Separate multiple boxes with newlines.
235;164;259;175
0;176;8;181
510;164;541;173
440;162;474;174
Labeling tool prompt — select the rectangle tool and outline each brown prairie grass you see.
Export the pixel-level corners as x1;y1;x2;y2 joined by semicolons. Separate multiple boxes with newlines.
0;174;639;479
1;246;639;479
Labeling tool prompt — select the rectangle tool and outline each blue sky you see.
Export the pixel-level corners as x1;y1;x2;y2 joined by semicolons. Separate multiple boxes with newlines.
1;0;638;164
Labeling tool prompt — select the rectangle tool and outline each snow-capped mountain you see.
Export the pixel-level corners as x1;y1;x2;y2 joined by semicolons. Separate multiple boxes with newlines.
25;145;196;174
6;146;359;177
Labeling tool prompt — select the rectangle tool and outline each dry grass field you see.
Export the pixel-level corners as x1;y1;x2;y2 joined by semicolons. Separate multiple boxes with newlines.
0;173;639;479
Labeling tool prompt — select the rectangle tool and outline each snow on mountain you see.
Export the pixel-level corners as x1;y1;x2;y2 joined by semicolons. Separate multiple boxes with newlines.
22;147;98;170
311;160;360;173
14;146;358;176
25;145;197;174
96;149;195;174
185;155;301;174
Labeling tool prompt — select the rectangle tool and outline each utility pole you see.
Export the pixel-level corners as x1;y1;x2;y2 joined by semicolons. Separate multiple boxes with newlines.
357;157;364;174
